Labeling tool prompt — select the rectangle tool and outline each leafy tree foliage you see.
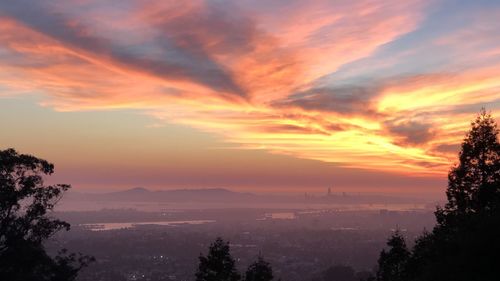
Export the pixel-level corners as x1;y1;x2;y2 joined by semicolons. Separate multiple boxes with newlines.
0;148;93;281
195;237;241;281
375;231;409;281
322;265;357;281
375;110;500;281
245;255;274;281
437;109;500;226
312;265;374;281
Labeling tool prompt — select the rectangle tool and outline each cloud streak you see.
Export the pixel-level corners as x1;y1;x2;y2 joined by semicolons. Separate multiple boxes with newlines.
1;0;500;176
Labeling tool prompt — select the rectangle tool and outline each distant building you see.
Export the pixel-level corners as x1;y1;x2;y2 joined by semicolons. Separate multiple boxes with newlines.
327;187;332;197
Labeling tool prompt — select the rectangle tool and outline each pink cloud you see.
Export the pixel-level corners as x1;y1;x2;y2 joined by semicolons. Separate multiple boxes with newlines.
3;0;500;176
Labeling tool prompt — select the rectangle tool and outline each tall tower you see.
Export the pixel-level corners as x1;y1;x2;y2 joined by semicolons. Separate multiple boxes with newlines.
327;187;332;197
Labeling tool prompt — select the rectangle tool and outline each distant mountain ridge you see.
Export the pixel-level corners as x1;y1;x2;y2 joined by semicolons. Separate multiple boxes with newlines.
66;187;259;202
64;187;432;205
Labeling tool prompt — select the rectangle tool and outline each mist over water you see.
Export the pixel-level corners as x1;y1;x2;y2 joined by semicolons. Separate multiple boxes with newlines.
57;187;437;212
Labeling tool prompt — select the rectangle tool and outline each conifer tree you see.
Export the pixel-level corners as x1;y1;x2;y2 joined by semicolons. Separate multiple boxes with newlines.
195;237;241;281
436;109;500;227
376;230;409;281
375;109;500;281
245;255;274;281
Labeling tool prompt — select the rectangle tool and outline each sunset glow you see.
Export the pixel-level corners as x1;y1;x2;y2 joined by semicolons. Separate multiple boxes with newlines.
1;0;499;193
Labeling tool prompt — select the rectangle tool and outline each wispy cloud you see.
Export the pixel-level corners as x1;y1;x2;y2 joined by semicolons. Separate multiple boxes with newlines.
1;0;499;176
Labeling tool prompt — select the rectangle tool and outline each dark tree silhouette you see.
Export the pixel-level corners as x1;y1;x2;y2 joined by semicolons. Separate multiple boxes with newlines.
321;265;357;281
436;109;500;227
195;237;241;281
245;255;274;281
0;148;93;281
374;109;500;281
375;231;409;281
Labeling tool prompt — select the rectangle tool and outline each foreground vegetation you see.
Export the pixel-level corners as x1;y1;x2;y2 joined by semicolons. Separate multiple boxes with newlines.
373;110;500;281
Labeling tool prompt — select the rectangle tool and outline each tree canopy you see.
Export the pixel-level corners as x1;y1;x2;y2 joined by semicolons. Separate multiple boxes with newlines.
245;255;274;281
321;265;358;281
375;109;500;281
437;109;500;226
376;230;410;281
195;237;241;281
0;148;93;281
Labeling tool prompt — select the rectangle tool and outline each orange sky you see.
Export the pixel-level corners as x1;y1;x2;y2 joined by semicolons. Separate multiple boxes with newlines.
0;0;499;195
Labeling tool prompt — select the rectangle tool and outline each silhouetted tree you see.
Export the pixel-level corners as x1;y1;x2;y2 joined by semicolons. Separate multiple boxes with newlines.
376;231;409;281
0;148;93;281
375;109;500;281
436;109;500;227
245;255;274;281
195;237;241;281
321;265;357;281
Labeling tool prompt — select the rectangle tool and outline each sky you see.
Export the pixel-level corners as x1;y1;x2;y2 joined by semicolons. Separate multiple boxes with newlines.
0;0;499;196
